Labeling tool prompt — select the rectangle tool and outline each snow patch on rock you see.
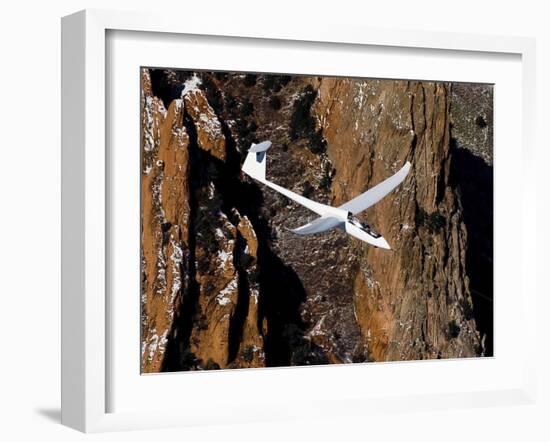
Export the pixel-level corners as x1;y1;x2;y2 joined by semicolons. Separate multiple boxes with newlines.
216;277;238;306
181;74;202;97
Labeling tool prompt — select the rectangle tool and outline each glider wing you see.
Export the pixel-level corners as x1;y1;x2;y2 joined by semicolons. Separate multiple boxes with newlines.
338;161;411;215
289;216;342;235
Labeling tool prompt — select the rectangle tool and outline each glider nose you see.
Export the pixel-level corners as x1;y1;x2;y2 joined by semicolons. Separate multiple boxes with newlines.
378;237;391;249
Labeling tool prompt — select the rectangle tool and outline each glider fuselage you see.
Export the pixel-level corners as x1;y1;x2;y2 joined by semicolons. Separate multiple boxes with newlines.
342;212;390;248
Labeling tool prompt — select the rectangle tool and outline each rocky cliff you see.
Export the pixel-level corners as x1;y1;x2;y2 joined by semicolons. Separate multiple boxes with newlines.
140;68;492;372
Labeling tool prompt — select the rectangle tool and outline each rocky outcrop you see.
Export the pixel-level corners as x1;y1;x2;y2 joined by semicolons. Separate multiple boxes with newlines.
140;71;192;373
140;70;266;372
314;78;481;360
140;68;492;372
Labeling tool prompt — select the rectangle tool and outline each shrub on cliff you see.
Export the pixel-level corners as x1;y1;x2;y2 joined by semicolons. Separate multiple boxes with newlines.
319;166;334;191
203;358;221;370
262;74;291;93
240;101;254;117
180;349;199;370
448;320;461;339
415;207;446;233
241;345;255;363
289;86;327;155
243;74;257;87
290;85;317;141
309;129;327;154
239;252;255;269
269;96;281;110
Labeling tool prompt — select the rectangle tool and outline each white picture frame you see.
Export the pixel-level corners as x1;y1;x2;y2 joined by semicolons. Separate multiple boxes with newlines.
61;9;537;433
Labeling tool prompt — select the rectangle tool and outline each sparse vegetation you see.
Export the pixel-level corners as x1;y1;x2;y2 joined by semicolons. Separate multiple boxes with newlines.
213;72;228;82
269;96;281;110
290;85;317;141
160;221;172;245
240;101;254;117
195;255;211;273
195;213;221;254
239;252;255;269
282;323;329;366
225;95;238;110
475;115;487;129
289;85;327;154
180;349;199;370
234;118;258;149
247;121;258;133
308;130;327;154
248;268;260;284
194;184;224;255
195;228;217;255
243;74;257;87
415;207;446;233
203;358;221;370
241;345;255;362
201;74;224;113
449;136;459;150
448;320;461;339
195;312;209;330
302;181;315;198
262;75;291;92
459;298;474;320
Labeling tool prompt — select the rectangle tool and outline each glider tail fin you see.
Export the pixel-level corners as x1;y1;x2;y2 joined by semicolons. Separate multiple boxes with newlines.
242;141;272;182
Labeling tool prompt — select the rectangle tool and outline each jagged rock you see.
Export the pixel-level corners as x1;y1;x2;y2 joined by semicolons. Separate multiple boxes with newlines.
232;215;265;368
182;77;226;161
190;212;240;367
141;69;269;371
141;70;192;373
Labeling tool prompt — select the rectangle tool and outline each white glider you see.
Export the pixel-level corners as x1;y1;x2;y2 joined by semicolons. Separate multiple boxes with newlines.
242;141;411;249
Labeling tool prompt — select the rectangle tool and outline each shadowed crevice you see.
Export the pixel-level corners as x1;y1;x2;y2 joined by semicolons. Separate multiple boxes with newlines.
449;145;494;356
161;110;201;372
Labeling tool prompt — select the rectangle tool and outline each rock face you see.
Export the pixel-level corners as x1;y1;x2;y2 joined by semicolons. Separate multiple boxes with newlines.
140;68;492;372
141;71;191;373
314;78;481;360
140;70;265;372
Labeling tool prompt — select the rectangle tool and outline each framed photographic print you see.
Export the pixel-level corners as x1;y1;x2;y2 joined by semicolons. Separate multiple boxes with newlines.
61;9;537;432
139;67;493;374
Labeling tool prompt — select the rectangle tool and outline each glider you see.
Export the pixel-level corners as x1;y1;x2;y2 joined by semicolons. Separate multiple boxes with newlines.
242;141;411;249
